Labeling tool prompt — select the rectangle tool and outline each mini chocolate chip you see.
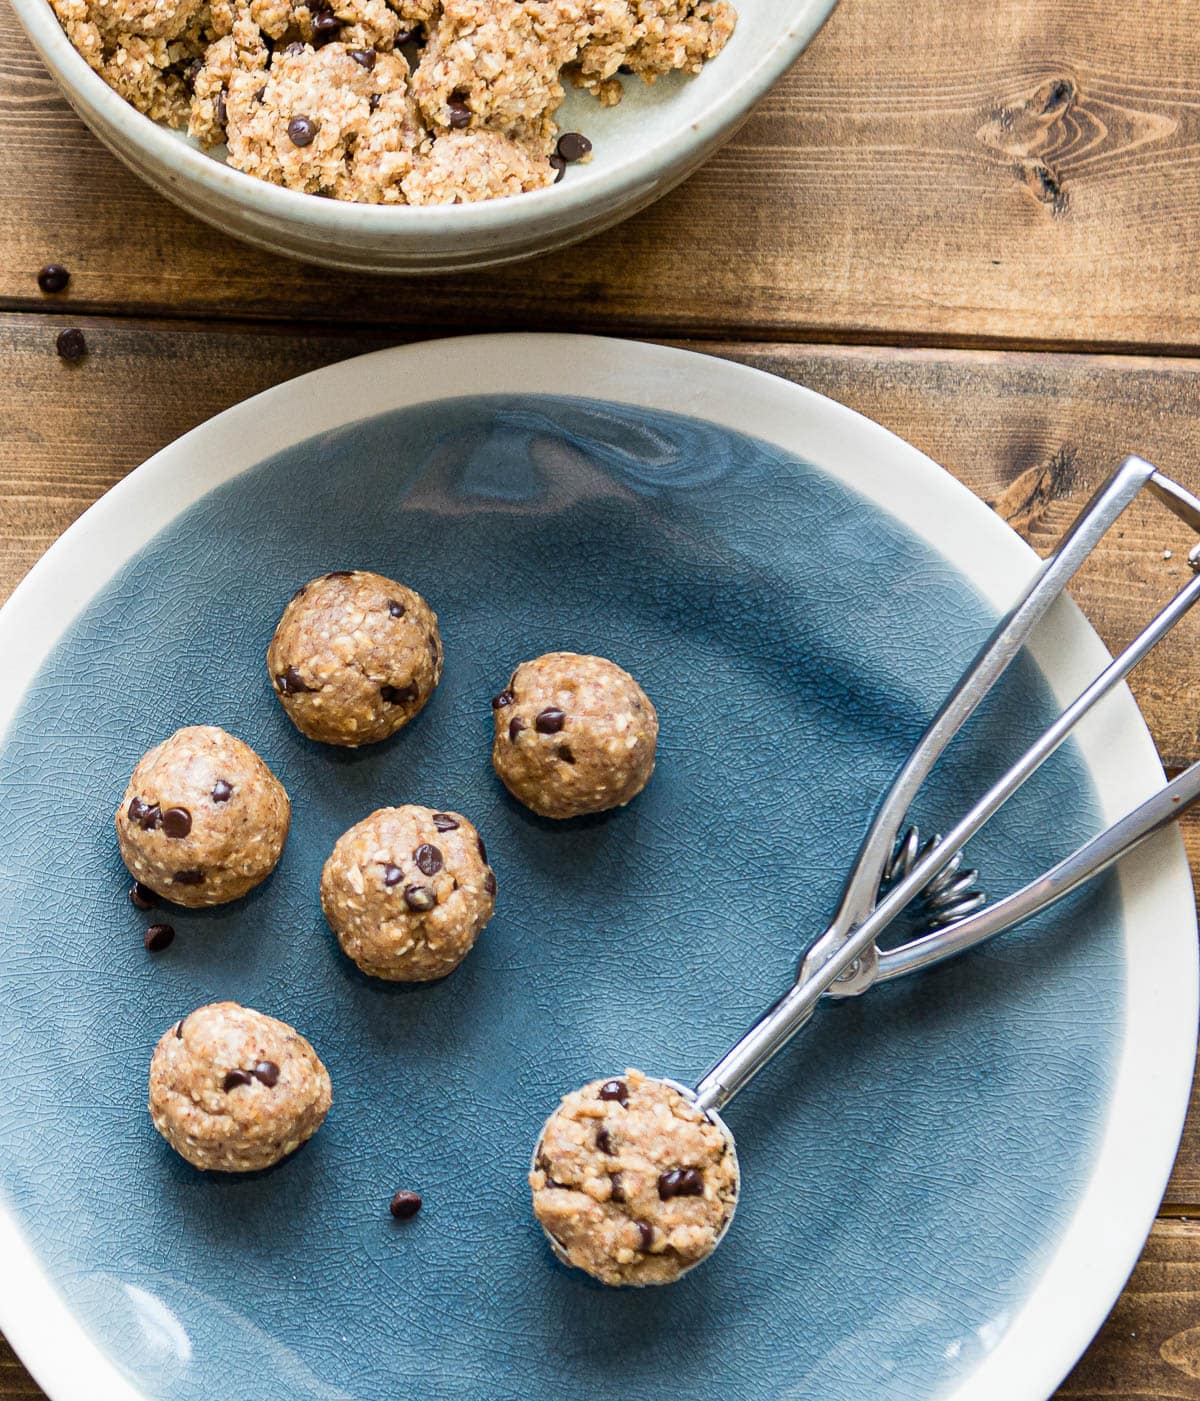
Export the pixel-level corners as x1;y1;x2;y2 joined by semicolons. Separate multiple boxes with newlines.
476;834;488;863
610;1172;626;1202
508;716;525;742
277;666;313;695
557;744;575;764
311;8;341;33
387;598;405;617
252;1060;280;1086
37;264;70;294
284;40;305;54
492;689;515;709
349;47;376;68
535;707;565;734
223;1069;254;1091
138;803;162;831
414;843;442;876
599;1079;628;1106
144;923;175;952
211;779;233;802
556;131;591;162
389;1189;422;1219
447;96;470;128
127;796;148;823
382;863;403;887
368;93;381;112
484;869;496;896
287;114;318;146
174;1019;185;1039
254;85;267;103
161;807;192;839
394;24;414;41
549;153;566;183
596;1128;614;1155
432;812;459;832
404;884;436;912
215;88;227;125
381;683;417;705
173;869;204;885
129;881;158;910
325;569;354;579
618;63;633;74
658;1167;704;1199
637;1221;654;1251
181;57;203;92
56;328;87;362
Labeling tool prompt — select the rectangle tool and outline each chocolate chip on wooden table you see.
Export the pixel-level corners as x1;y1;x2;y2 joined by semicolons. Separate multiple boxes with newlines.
598;1079;628;1106
658;1167;704;1199
389;1189;422;1219
549;154;566;183
144;922;175;951
349;47;376;69
55;328;87;362
382;863;403;887
447;96;470;128
252;1060;280;1086
287;115;319;147
129;881;158;910
414;843;442;876
37;263;70;294
432;812;459;831
508;716;525;742
492;688;514;709
161;806;192;839
223;1069;254;1091
387;598;405;617
404;885;436;912
276;666;312;694
211;779;233;802
556;131;591;162
535;707;565;734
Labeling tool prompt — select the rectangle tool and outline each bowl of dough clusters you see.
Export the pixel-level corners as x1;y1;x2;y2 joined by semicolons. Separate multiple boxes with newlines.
11;0;838;273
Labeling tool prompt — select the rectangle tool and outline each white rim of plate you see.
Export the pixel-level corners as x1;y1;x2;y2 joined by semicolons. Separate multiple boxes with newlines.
0;334;1194;1401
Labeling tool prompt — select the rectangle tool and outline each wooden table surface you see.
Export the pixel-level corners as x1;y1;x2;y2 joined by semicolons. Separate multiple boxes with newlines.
4;0;1200;1395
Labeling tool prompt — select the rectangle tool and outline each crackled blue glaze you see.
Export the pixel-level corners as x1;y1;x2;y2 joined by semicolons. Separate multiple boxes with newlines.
0;396;1121;1401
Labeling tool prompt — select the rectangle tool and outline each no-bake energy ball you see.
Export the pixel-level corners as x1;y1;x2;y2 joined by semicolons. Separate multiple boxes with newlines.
116;725;290;907
491;652;657;818
267;570;442;747
321;804;496;981
149;1002;332;1172
530;1070;739;1286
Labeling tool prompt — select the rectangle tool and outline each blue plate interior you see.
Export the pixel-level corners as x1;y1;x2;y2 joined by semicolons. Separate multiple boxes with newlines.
0;396;1122;1401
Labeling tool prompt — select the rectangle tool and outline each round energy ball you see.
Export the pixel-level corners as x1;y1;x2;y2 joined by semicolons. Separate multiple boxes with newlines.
491;652;658;819
115;725;290;908
149;1002;332;1172
530;1070;739;1286
321;804;496;981
267;570;442;747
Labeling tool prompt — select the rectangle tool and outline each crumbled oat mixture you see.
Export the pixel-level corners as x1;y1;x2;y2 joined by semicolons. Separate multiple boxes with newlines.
50;0;736;203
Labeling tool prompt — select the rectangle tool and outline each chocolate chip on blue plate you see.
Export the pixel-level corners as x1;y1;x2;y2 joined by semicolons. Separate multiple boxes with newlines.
389;1189;422;1219
130;881;158;910
144;923;175;952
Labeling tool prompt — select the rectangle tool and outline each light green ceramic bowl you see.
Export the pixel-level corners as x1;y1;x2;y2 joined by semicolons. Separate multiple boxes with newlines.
10;0;838;273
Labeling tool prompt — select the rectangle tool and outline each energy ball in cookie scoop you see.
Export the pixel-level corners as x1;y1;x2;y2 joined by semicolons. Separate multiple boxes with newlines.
268;570;442;747
149;1002;332;1172
321;804;496;980
492;652;657;819
116;725;290;908
530;1070;739;1286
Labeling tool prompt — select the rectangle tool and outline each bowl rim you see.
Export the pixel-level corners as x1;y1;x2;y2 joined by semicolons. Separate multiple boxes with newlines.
0;333;1195;1401
9;0;840;236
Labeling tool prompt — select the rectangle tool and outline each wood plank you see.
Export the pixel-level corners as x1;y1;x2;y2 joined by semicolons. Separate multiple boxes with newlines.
5;0;1200;344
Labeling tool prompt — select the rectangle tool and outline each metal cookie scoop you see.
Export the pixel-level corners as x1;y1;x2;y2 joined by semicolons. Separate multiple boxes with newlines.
534;456;1200;1284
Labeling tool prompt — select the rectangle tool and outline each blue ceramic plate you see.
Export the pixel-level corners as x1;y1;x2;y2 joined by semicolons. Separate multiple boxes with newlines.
0;336;1194;1401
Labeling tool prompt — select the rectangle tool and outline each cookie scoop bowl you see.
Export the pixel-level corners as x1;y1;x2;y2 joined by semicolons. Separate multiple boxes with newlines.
11;0;839;272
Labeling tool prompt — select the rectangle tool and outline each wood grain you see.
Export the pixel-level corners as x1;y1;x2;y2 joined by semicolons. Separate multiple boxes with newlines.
5;0;1200;345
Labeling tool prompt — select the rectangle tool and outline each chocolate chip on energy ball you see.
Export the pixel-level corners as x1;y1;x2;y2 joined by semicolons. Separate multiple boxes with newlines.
215;88;228;126
161;806;193;839
223;1069;254;1091
389;1189;422;1219
549;154;566;183
404;884;436;912
432;812;459;832
349;47;376;69
174;1019;186;1039
368;93;381;113
211;779;233;802
492;689;514;709
37;263;70;294
387;598;405;617
508;716;525;742
484;869;496;895
476;834;488;864
55;328;87;362
658;1167;704;1199
535;707;565;734
287;115;319;147
276;666;313;695
609;1172;626;1202
556;132;592;163
254;85;267;103
381;683;417;705
173;868;205;885
382;863;403;887
599;1079;628;1107
596;1128;614;1155
311;9;341;35
557;744;575;764
252;1060;280;1086
414;843;442;876
447;96;471;128
143;922;175;952
637;1222;655;1251
129;881;159;910
284;40;305;54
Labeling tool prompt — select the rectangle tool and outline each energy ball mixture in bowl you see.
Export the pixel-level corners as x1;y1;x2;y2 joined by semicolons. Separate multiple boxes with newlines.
48;0;737;204
115;724;290;907
530;1069;739;1286
268;569;442;747
321;803;496;980
492;651;657;818
149;1001;332;1171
